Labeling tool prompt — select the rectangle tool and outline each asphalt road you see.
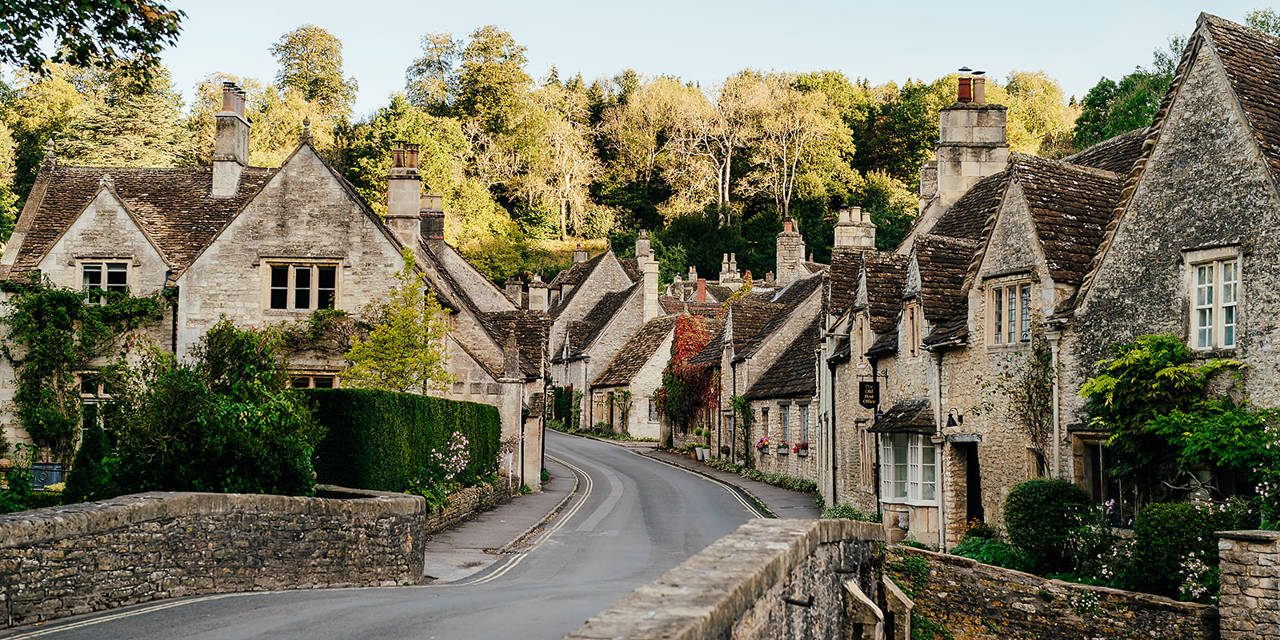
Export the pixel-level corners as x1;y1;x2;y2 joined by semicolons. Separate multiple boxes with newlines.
3;431;761;640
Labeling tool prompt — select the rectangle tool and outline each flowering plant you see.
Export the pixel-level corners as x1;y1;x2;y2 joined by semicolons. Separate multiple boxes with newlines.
756;436;770;451
794;442;810;453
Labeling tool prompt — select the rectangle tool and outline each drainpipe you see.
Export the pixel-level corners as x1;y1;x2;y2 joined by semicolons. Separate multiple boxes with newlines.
934;349;946;552
1046;325;1063;479
169;284;179;354
828;359;838;503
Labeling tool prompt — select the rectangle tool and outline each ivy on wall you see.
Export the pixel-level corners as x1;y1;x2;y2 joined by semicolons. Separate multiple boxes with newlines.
0;275;168;460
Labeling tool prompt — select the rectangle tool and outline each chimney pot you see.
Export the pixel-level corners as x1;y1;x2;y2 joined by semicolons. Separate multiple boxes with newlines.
405;143;419;169
958;77;972;103
391;142;406;169
972;75;986;106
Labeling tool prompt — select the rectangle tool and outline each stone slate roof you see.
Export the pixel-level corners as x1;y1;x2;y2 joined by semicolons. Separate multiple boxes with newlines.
687;327;725;366
803;261;828;274
915;234;980;325
1009;153;1125;285
860;252;910;335
736;274;824;361
827;248;863;318
1202;13;1280;180
1064;127;1150;175
744;318;818;400
548;253;602;288
559;286;637;360
477;310;550;379
659;296;723;318
866;332;897;358
617;257;643;282
867;399;935;434
729;298;787;356
922;314;968;348
931;172;1009;241
592;315;679;388
4;163;276;277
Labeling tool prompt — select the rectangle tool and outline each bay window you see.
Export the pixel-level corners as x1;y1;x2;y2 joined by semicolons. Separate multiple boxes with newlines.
880;433;938;502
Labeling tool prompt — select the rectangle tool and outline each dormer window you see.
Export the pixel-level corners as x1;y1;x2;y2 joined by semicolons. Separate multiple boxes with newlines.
990;281;1031;346
1188;252;1239;350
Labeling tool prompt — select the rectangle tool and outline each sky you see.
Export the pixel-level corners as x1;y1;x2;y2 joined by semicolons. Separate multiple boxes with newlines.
156;0;1266;119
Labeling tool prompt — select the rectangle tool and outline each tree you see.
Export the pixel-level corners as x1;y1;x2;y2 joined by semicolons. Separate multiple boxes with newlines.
1246;8;1280;37
406;33;461;114
343;248;454;393
668;73;764;222
455;25;532;134
998;70;1079;157
59;62;192;167
5;64;90;199
855;171;916;250
188;73;337;167
270;25;358;119
1072;37;1183;149
0;0;183;76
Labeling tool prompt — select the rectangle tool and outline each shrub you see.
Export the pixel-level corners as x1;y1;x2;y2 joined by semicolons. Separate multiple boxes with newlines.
1129;501;1247;600
822;503;882;522
0;445;36;513
1004;479;1091;573
64;419;116;503
306;388;500;492
952;536;1030;572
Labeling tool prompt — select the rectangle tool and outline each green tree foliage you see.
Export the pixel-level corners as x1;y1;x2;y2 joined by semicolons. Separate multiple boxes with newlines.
1072;37;1184;149
270;25;357;120
455;25;532;134
405;33;461;114
0;0;183;75
343;248;454;393
64;418;115;503
105;319;322;495
1246;8;1280;37
59;62;193;167
1004;479;1092;573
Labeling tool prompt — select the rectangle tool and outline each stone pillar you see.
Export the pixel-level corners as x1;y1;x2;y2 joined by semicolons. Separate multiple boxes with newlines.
212;82;249;198
1218;529;1280;640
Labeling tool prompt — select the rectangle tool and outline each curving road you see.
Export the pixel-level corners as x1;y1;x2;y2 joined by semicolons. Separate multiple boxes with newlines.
1;431;761;640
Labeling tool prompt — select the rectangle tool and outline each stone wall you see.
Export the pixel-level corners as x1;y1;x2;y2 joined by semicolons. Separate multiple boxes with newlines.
425;480;515;534
0;486;427;628
1218;529;1280;640
566;519;887;640
886;546;1217;640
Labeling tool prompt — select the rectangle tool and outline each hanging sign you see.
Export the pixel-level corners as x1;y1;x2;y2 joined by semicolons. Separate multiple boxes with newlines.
858;381;879;409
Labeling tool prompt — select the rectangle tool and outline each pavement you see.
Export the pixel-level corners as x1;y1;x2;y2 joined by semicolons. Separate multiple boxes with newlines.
640;448;823;519
1;430;763;640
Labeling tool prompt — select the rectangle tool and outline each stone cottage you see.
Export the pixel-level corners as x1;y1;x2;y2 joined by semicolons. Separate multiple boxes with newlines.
588;314;684;440
0;83;549;487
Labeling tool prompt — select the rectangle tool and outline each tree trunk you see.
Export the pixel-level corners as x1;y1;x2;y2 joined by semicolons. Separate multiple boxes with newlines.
559;198;568;239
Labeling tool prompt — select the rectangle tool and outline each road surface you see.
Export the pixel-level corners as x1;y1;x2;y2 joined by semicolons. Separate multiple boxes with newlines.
2;431;761;640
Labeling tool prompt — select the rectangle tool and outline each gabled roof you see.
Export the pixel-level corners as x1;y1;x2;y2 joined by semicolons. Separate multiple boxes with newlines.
1064;127;1150;175
559;285;637;360
737;273;824;358
548;253;603;288
3;163;275;278
687;327;725;366
659;295;723;318
477;310;550;379
592;315;679;388
827;248;863;318
859;252;910;334
1201;13;1280;181
744;318;819;400
931;172;1010;241
867;399;934;434
914;234;980;325
729;298;786;355
617;257;643;282
1007;153;1125;285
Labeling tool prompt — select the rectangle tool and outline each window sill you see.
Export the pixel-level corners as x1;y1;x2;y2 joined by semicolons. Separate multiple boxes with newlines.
1190;346;1237;358
880;498;939;508
263;308;333;315
986;342;1031;352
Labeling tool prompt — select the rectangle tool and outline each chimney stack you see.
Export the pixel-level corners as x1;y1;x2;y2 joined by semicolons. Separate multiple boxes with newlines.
527;273;548;312
775;217;806;287
212;82;250;198
573;245;588;263
505;276;524;306
420;193;445;243
696;278;707;303
635;230;652;260
641;233;659;322
387;141;423;249
935;66;1007;211
834;206;876;250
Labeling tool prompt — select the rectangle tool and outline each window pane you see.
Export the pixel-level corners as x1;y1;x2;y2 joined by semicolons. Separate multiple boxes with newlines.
313;376;335;389
908;436;921;499
922;442;937;501
105;263;128;291
291;377;310;389
800;406;809;442
892;434;909;499
270;266;289;309
781;406;789;441
83;264;102;290
1007;285;1017;343
294;266;311;309
881;437;892;497
80;375;98;396
317;266;337;309
1020;283;1031;342
993;288;1002;344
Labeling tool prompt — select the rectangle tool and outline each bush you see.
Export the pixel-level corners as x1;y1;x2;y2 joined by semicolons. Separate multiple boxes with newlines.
1129;501;1247;600
306;388;500;492
64;419;116;503
822;503;882;522
952;536;1030;572
1004;479;1091;573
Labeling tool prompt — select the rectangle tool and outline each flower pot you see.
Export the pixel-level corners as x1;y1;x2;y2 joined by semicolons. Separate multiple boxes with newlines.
777;444;789;455
797;449;808;458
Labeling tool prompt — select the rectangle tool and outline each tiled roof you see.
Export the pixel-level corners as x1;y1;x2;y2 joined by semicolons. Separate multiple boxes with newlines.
1010;153;1125;285
562;286;637;358
867;399;934;434
1064;127;1150;175
730;298;786;355
803;261;828;274
478;310;550;379
744;318;818;400
915;234;980;324
861;252;909;334
866;332;897;358
548;253;602;288
592;315;679;388
617;257;643;282
827;248;863;318
931;172;1009;241
922;313;968;348
659;295;723;318
5;164;275;276
687;327;725;366
1202;13;1280;180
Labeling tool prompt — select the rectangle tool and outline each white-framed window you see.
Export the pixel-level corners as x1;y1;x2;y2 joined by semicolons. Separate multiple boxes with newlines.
990;281;1032;346
1190;256;1239;350
82;261;128;301
880;433;937;503
779;404;790;442
267;263;338;311
288;374;336;389
78;371;111;431
799;404;810;444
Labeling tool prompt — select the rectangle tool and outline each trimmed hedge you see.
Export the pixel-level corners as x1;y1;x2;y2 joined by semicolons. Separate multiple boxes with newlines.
304;389;501;492
1004;479;1091;573
1130;502;1246;598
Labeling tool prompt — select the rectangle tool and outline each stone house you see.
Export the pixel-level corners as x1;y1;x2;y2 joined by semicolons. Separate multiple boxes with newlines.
0;84;548;487
744;318;821;478
587;314;682;440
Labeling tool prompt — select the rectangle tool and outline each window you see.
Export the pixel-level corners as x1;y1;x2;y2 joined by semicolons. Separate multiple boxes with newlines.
880;433;937;502
82;262;128;301
906;304;920;357
79;372;111;431
761;407;769;438
289;374;336;389
1191;257;1239;350
268;263;338;311
990;281;1032;346
799;405;810;444
780;404;790;442
648;398;658;422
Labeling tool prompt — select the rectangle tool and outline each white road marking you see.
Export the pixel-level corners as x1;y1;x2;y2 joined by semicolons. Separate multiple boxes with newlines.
627;449;768;519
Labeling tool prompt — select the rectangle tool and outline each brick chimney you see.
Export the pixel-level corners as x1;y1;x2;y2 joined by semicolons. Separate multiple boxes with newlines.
387;141;421;249
212;82;249;198
420;193;445;245
775;218;807;286
527;273;548;312
696;278;707;303
936;67;1007;210
573;245;588;263
834;206;876;250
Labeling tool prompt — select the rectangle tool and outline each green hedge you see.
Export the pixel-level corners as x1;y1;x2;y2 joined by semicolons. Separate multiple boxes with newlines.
1130;502;1246;598
304;389;501;492
1004;479;1092;573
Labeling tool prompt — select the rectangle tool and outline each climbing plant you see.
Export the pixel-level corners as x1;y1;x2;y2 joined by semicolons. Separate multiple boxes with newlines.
654;316;718;440
731;394;755;469
972;325;1055;471
0;274;168;460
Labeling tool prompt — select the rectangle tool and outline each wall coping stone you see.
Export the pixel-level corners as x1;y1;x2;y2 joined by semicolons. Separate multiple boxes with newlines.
0;485;425;549
567;518;884;640
1217;529;1280;544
